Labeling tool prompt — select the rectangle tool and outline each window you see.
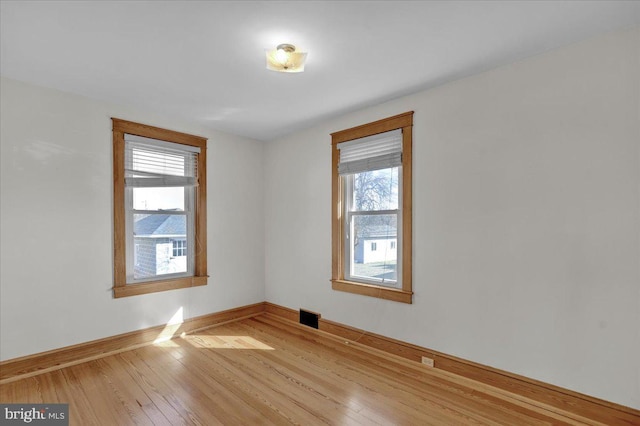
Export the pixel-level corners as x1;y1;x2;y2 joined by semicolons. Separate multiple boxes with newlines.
172;239;187;257
331;112;413;303
112;118;207;298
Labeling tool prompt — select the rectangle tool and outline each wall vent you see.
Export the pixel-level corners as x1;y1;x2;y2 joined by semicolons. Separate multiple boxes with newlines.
299;309;320;329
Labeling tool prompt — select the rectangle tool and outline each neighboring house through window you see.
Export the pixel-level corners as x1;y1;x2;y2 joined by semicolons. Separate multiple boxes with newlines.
331;112;413;303
112;118;207;298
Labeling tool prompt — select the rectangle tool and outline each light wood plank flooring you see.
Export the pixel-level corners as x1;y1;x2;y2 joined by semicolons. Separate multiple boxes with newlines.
0;314;608;425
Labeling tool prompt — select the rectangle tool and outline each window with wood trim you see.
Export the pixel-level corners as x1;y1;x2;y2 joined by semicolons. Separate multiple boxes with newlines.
331;112;413;304
112;118;207;298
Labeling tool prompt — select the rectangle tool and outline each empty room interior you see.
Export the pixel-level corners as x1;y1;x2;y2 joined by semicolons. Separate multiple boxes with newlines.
1;1;639;424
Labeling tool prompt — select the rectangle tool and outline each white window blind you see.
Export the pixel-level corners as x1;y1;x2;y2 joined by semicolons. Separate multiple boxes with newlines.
125;135;199;188
337;129;402;175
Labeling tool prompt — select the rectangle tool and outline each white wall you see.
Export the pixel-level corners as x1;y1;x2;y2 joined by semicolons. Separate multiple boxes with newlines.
264;27;640;409
0;76;265;361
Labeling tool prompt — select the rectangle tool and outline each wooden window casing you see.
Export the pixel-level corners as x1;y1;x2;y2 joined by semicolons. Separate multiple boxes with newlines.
331;112;413;304
112;118;208;298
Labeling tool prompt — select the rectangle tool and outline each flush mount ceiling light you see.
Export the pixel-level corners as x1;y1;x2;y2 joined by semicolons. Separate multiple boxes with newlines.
265;43;307;73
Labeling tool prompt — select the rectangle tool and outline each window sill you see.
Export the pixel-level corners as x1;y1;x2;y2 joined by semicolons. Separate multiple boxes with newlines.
331;279;413;304
113;275;208;298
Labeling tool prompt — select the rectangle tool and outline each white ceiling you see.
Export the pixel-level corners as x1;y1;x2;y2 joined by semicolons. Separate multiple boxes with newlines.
1;1;639;141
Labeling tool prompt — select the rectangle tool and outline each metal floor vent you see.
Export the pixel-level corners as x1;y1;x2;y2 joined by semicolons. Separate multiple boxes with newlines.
299;309;320;329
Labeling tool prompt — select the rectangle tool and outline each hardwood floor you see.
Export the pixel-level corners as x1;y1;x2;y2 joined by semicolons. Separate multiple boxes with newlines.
0;314;614;425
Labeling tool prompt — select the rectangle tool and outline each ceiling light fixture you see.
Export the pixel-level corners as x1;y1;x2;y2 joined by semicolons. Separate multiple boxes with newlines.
265;43;307;73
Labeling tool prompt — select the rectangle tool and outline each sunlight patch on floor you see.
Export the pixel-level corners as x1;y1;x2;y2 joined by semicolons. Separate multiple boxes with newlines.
184;335;274;350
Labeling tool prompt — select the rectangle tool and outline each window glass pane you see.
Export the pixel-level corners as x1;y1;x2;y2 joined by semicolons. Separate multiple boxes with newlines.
353;167;398;211
351;214;397;286
133;187;184;211
132;213;187;279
